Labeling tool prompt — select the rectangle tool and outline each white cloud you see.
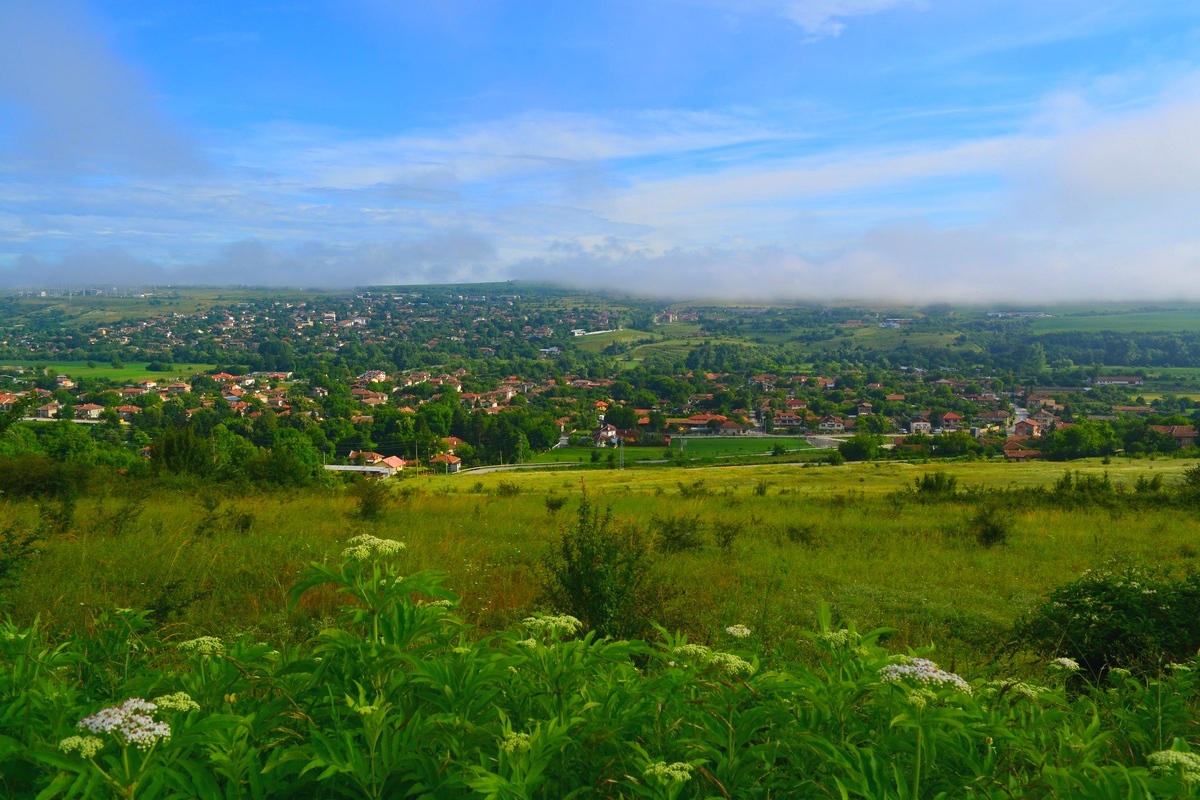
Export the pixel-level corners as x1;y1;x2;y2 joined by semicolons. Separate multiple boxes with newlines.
0;0;200;173
780;0;924;37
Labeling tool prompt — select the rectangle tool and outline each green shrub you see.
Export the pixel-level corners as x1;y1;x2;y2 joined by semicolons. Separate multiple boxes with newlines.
353;478;392;521
914;470;958;499
780;522;820;548
650;513;705;553
970;504;1012;548
540;493;654;639
710;518;743;553
496;480;521;497
1015;562;1200;675
544;494;568;515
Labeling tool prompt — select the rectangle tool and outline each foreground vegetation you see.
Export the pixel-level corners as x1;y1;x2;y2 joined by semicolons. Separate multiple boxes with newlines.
6;529;1200;798
6;455;1200;795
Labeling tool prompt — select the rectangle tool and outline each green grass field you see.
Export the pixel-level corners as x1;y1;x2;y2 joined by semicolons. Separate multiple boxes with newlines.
529;438;813;464
571;328;654;354
668;436;813;457
8;457;1199;670
2;360;217;383
1030;309;1200;333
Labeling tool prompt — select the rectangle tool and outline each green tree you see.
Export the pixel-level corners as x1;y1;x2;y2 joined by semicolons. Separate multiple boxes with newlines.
838;433;883;462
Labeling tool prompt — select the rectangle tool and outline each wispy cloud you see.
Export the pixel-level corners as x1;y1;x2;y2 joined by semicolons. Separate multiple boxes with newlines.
779;0;924;37
0;0;201;173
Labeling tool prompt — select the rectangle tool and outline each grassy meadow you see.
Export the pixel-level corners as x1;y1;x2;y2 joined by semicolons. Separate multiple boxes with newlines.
7;457;1200;673
3;360;218;383
1029;308;1200;333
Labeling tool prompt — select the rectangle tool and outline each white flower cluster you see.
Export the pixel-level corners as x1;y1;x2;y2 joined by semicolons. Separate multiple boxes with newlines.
816;629;859;648
644;761;693;782
417;598;454;609
671;645;756;677
522;615;582;636
906;688;937;709
178;636;224;656
709;652;756;677
725;624;752;639
341;535;406;561
985;681;1049;700
1148;750;1200;782
59;735;105;759
1168;663;1193;673
152;692;200;712
672;644;712;664
1049;657;1081;672
500;731;531;754
78;699;171;750
879;658;972;694
515;638;539;649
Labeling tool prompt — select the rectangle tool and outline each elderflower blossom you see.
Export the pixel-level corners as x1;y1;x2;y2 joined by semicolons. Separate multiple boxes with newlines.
515;638;539;649
725;624;752;639
500;732;531;754
984;681;1049;700
1168;663;1193;673
879;658;972;694
152;692;199;713
906;688;937;709
644;761;693;782
452;646;471;655
522;615;582;636
59;735;105;759
672;644;712;663
178;636;224;656
1148;750;1200;782
1049;657;1081;672
341;535;406;561
709;651;756;677
77;699;171;750
816;629;858;648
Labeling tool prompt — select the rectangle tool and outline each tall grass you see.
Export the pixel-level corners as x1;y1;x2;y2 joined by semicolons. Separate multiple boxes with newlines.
5;459;1200;670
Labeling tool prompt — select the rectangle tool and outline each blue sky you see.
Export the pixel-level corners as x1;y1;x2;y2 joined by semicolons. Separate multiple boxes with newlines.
3;0;1200;300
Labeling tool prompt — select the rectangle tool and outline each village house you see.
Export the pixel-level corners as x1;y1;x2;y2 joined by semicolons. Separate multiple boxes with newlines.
936;411;963;430
74;403;106;420
116;405;141;422
817;415;845;432
429;453;462;473
1149;425;1198;448
1030;408;1059;430
1013;419;1041;437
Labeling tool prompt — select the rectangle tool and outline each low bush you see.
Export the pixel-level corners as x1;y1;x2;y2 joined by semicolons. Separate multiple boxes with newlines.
540;493;655;639
970;504;1012;548
650;512;705;553
914;470;958;500
1015;562;1200;675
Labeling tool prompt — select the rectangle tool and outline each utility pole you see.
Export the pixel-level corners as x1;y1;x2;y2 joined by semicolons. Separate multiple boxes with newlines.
618;437;624;470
